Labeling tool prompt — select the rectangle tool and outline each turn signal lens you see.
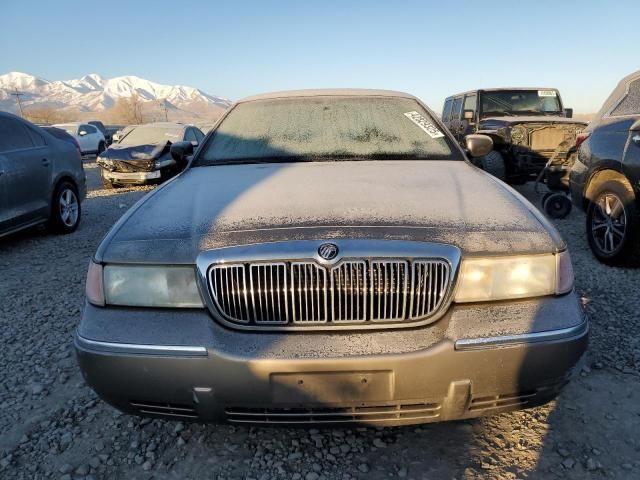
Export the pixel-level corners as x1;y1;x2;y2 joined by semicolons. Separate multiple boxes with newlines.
556;250;574;294
86;261;105;306
575;132;591;149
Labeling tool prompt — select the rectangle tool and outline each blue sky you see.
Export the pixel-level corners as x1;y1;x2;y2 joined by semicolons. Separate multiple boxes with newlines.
1;0;637;112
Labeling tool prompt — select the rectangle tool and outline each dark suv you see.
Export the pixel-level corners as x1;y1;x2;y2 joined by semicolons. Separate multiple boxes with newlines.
569;70;640;266
442;88;586;182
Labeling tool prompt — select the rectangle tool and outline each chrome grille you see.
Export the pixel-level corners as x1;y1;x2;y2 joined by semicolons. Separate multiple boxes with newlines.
208;258;451;328
291;263;328;323
250;263;288;324
331;261;367;322
409;260;450;319
370;261;408;321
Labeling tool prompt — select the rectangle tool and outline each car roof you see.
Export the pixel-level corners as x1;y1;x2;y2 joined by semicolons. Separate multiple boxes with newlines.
592;69;640;122
238;88;418;103
445;87;560;99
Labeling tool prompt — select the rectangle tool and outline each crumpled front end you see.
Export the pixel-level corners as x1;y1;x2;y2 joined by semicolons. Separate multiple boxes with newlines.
98;157;156;173
509;122;585;173
97;142;176;184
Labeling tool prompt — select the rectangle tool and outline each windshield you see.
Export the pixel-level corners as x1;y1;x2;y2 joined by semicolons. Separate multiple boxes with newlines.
196;97;461;165
480;90;562;117
119;125;183;146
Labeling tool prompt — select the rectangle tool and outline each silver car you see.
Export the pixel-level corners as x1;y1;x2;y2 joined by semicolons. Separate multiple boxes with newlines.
76;90;586;426
0;112;86;237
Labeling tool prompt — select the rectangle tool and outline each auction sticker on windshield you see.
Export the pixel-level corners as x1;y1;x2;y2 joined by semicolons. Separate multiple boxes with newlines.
538;90;557;97
404;111;445;139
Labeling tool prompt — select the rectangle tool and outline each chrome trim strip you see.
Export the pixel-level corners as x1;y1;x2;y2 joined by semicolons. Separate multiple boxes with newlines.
454;320;588;351
75;333;208;357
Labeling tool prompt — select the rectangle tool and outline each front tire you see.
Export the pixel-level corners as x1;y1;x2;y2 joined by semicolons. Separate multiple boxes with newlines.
586;179;640;266
48;181;81;234
479;150;506;181
97;141;106;155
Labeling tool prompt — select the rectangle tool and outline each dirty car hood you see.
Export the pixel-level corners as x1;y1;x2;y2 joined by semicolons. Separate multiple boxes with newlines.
98;160;564;263
99;142;169;162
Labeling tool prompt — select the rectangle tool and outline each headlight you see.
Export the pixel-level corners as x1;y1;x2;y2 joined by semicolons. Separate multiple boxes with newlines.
454;251;574;303
100;264;204;308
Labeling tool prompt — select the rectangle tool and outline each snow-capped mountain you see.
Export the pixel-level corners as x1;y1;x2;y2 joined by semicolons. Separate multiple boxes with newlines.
0;72;231;118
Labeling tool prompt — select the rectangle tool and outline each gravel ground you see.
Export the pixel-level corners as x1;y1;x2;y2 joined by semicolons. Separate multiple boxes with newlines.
1;163;639;480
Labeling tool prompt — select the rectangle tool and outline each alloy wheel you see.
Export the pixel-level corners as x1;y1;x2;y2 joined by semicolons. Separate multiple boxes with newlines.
591;192;626;254
59;188;79;228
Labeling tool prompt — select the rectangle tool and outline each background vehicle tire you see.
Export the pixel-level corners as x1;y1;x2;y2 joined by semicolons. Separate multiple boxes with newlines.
479;150;506;181
48;181;81;234
586;179;640;266
543;193;572;219
541;191;554;207
97;141;106;155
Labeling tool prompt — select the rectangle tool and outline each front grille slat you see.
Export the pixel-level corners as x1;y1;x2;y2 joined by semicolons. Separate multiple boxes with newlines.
331;261;366;322
209;258;450;327
226;402;442;424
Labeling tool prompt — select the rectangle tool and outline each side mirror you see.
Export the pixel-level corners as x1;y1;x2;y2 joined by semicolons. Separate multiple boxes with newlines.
465;134;493;158
79;130;87;136
463;109;475;121
170;141;194;163
564;108;573;119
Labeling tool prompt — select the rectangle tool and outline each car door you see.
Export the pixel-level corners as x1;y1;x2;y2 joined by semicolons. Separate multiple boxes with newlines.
615;77;640;186
0;116;52;230
78;124;97;153
0;153;8;226
625;118;640;177
76;124;89;153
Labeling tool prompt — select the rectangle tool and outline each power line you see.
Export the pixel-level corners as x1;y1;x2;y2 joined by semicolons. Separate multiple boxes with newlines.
11;88;25;117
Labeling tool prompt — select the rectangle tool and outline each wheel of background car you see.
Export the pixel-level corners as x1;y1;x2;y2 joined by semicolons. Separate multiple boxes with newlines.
541;191;554;208
586;179;640;266
543;193;572;219
48;181;81;234
479;150;506;181
97;141;105;155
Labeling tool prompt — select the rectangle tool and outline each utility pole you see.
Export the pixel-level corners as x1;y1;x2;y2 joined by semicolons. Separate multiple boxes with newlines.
159;99;168;121
11;88;25;117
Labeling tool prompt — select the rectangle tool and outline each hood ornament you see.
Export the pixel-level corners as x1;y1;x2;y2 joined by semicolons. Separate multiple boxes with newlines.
318;243;339;261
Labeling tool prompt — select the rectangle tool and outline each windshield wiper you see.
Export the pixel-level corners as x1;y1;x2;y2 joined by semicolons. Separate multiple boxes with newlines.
483;110;515;117
512;110;545;115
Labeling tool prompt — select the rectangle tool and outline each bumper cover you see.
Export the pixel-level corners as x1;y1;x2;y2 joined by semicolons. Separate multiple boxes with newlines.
103;170;161;182
75;295;588;426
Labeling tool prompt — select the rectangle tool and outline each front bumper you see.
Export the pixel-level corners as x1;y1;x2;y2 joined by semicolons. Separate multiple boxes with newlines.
103;169;162;183
75;295;587;426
